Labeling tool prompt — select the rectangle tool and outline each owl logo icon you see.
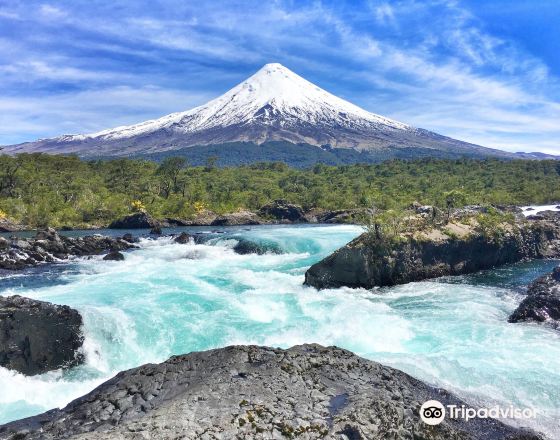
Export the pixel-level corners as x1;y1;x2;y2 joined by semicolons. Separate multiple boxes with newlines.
420;400;445;425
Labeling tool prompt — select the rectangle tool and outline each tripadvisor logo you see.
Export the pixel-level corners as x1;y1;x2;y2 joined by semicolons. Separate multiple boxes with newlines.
419;400;536;425
420;400;445;425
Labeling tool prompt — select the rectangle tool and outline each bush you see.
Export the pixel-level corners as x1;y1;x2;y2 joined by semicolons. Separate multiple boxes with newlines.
474;207;516;243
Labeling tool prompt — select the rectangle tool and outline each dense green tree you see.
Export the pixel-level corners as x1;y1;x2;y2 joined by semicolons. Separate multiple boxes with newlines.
1;153;560;228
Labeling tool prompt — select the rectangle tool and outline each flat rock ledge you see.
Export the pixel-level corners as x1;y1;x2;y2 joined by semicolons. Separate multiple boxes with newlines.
0;344;542;440
305;219;560;289
509;266;560;328
0;295;84;375
0;228;136;270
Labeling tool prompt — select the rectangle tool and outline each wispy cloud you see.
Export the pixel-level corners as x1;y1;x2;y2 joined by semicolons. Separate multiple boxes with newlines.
38;4;66;20
0;0;558;152
0;86;212;144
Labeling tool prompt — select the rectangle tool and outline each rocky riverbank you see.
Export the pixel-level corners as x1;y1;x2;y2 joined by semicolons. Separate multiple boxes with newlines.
0;344;542;440
0;218;26;233
305;211;560;289
106;200;373;229
509;266;560;328
0;228;136;270
0;295;84;375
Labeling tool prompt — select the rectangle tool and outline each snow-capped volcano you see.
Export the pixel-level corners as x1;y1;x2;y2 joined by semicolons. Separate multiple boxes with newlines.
2;63;513;161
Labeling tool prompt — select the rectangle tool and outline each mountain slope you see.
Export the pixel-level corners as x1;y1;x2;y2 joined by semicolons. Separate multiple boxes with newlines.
2;63;516;161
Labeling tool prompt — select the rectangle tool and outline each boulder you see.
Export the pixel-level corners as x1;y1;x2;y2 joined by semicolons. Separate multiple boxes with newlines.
121;233;135;243
317;208;374;224
0;344;541;440
232;238;282;255
35;227;60;241
509;266;560;327
305;219;560;289
259;199;307;223
108;212;159;229
103;251;125;261
211;210;262;226
0;237;9;251
174;232;192;244
409;202;438;216
150;225;162;235
0;296;84;375
165;218;191;227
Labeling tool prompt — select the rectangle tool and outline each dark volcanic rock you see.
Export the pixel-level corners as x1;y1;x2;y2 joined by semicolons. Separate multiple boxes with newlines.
534;210;560;220
165;217;191;227
211;210;262;226
35;227;58;241
121;233;135;243
173;232;192;244
103;251;125;261
0;229;135;270
316;208;374;224
181;210;218;226
305;220;560;289
509;266;560;327
259;199;307;222
108;212;159;229
526;210;560;222
232;238;282;255
0;344;541;440
0;296;83;375
149;225;162;235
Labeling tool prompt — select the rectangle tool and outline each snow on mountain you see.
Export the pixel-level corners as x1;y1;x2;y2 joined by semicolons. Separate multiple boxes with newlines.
1;63;514;160
88;63;409;141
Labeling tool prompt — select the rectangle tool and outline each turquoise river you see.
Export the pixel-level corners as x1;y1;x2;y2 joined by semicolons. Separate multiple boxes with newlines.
0;224;559;437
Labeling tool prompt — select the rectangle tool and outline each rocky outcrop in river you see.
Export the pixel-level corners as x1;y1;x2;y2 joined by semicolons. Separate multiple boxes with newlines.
509;266;560;328
259;199;308;223
108;212;160;229
305;218;560;289
0;295;84;375
0;344;541;440
0;228;135;270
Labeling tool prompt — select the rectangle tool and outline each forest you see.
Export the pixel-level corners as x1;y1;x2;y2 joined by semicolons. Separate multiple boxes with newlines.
1;153;559;228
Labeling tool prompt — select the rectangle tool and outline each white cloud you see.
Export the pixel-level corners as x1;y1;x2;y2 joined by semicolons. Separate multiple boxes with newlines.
0;86;212;145
374;3;396;27
0;59;130;82
39;4;66;20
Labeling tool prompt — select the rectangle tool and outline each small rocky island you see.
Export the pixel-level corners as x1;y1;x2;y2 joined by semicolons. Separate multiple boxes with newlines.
509;266;560;328
0;228;135;270
0;344;542;440
0;295;84;375
305;207;560;289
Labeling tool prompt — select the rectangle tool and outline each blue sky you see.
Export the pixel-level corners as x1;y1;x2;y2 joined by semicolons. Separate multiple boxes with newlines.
0;0;559;153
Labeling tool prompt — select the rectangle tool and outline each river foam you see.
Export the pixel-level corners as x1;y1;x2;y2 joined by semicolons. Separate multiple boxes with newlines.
1;224;559;438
